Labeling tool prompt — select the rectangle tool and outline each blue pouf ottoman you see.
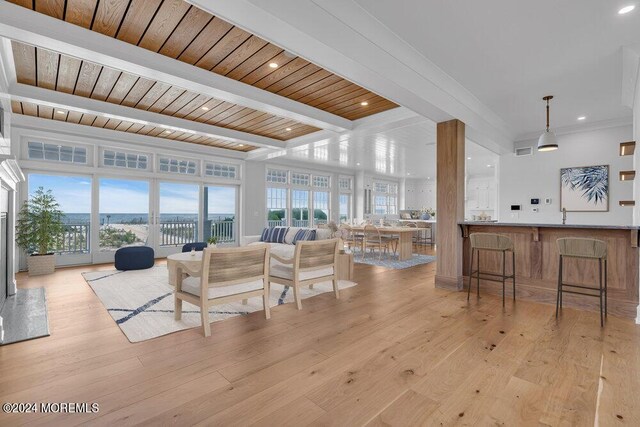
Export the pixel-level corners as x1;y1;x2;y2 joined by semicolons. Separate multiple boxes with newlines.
182;242;207;252
115;246;155;271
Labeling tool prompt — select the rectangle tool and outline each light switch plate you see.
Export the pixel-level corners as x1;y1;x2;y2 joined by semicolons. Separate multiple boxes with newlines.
532;207;539;213
544;198;552;205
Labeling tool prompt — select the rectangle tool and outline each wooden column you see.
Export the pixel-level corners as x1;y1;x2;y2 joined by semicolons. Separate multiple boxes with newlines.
435;119;465;290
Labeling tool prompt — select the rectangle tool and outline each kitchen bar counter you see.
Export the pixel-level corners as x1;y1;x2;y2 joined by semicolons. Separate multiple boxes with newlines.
459;222;639;318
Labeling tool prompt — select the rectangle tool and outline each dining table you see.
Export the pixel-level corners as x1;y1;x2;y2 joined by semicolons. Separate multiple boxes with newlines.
349;226;418;261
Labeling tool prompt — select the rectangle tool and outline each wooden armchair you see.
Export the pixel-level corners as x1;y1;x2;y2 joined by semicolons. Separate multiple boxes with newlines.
174;244;270;337
269;238;340;310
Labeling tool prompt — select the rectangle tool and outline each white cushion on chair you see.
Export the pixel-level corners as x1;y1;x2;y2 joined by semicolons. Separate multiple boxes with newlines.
181;277;265;299
269;265;334;281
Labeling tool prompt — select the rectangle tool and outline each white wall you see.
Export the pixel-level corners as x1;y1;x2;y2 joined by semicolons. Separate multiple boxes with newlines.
242;161;266;236
405;178;436;210
500;125;634;225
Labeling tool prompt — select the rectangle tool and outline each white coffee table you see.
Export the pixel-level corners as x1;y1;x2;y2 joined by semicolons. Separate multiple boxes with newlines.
167;251;202;286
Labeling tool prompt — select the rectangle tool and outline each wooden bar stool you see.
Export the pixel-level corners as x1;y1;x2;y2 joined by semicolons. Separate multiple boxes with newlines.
556;238;608;327
468;233;516;306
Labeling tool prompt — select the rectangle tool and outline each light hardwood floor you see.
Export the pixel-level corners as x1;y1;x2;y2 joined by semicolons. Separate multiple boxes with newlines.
1;246;639;426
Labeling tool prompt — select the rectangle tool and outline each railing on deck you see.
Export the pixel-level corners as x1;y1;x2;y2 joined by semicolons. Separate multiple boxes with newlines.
160;221;197;246
267;219;287;228
210;220;235;243
58;224;90;254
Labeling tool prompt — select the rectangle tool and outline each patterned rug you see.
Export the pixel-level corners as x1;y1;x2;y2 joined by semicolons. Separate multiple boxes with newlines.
82;266;356;343
354;253;437;269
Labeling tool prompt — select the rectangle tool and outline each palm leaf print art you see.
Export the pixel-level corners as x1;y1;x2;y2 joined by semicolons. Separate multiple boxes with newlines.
561;166;608;204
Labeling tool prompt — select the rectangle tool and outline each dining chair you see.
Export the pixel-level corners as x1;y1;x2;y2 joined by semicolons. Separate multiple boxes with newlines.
363;225;392;260
174;244;271;337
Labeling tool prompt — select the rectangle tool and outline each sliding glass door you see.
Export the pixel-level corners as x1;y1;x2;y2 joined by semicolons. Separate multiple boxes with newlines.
205;185;237;245
155;181;200;257
94;178;150;264
27;173;92;266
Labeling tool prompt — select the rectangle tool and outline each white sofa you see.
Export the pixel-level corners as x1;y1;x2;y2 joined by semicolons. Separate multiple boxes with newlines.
241;227;334;261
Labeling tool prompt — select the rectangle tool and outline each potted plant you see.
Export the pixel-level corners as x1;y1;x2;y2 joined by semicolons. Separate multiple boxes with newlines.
16;187;64;276
207;236;219;248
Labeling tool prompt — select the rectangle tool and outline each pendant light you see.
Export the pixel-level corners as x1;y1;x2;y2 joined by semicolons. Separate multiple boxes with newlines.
537;95;558;151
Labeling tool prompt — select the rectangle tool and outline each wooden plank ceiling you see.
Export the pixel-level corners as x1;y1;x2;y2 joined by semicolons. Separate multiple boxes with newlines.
10;99;257;152
8;0;398;122
11;41;319;143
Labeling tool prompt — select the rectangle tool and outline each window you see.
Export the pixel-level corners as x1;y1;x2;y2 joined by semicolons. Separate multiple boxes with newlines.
291;189;310;227
373;181;398;214
159;157;197;175
339;193;351;221
28;174;91;255
339;177;352;191
374;182;389;193
103;150;148;170
266;169;288;184
313;175;330;188
205;162;238;179
313;191;329;225
291;172;310;186
266;187;287;226
28;141;87;164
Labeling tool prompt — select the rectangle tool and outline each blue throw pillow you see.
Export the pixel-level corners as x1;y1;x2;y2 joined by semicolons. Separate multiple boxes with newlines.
260;227;288;243
293;229;316;244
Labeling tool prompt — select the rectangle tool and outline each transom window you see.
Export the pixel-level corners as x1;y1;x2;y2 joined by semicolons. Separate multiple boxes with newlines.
373;180;398;215
266;169;288;184
313;175;330;188
28;141;87;164
291;172;310;186
159;157;197;175
103;150;148;170
339;177;352;191
205;162;238;179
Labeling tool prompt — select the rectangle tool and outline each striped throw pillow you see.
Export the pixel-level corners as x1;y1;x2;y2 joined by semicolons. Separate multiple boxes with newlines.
293;229;316;244
260;227;289;243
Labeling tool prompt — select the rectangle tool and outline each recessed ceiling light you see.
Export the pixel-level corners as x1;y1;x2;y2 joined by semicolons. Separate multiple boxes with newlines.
201;106;209;111
164;130;171;134
56;110;65;115
269;62;278;68
577;116;586;121
467;157;472;160
487;164;493;168
407;172;411;175
239;144;244;147
360;101;369;106
285;127;292;131
356;162;361;166
618;5;635;14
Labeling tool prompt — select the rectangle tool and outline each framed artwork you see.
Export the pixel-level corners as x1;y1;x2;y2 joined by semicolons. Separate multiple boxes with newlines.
560;165;609;212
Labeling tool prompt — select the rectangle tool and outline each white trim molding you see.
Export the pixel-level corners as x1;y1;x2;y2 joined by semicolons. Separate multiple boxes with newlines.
4;83;289;150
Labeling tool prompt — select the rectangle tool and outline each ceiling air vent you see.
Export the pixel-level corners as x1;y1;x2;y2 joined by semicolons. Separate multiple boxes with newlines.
515;147;533;157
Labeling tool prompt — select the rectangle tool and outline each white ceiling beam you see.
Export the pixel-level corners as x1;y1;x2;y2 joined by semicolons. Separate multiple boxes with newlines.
11;114;248;160
4;83;288;150
190;0;515;153
0;1;352;133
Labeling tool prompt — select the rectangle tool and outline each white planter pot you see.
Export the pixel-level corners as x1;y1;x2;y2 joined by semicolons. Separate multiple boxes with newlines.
208;243;217;248
28;253;56;276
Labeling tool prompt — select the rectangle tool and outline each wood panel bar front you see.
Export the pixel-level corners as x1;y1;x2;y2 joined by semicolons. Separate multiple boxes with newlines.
460;223;640;319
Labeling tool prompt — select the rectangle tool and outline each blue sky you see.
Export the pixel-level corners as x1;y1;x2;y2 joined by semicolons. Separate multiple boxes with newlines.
29;174;236;214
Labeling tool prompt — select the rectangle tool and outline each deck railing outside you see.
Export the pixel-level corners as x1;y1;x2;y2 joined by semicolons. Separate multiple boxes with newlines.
209;219;235;243
160;221;197;246
58;224;90;254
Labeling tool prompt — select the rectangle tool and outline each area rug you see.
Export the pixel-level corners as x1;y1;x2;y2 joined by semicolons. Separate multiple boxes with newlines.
354;253;436;269
0;288;50;345
82;266;356;343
